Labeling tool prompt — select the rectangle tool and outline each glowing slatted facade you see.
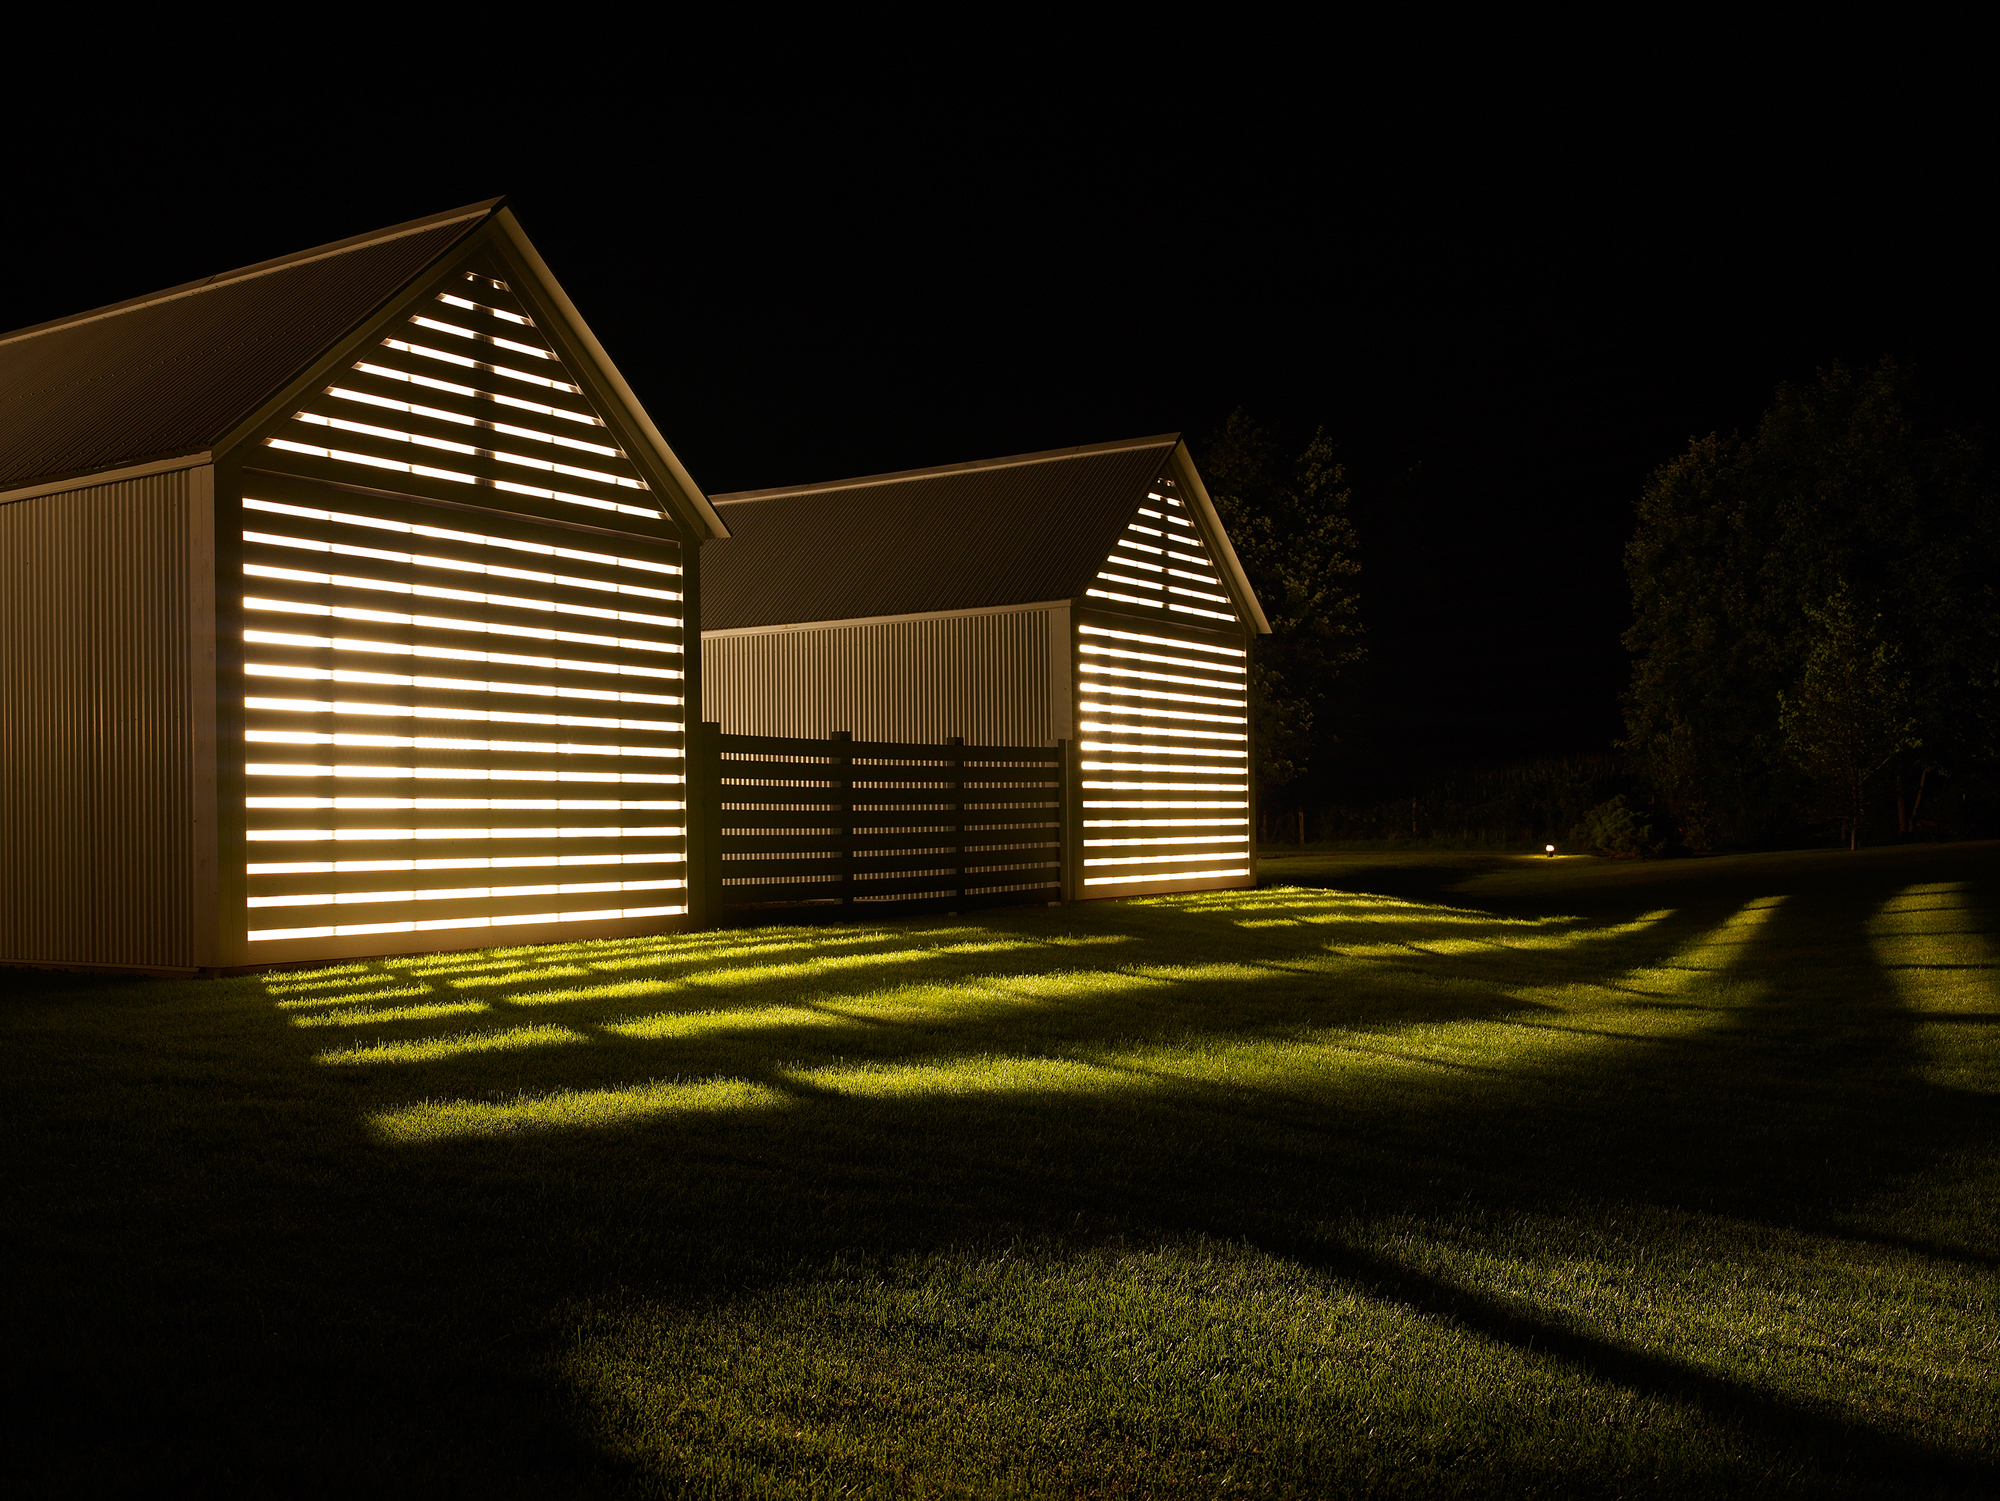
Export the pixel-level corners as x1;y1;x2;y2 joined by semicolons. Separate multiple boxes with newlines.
0;201;726;973
701;438;1267;901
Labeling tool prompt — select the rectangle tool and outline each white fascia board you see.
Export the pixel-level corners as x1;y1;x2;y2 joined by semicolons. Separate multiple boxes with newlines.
1167;441;1271;634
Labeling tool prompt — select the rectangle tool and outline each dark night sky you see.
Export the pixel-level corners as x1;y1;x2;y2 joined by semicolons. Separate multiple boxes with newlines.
6;28;1992;797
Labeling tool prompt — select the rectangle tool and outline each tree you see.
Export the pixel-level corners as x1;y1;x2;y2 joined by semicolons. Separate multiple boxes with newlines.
1778;583;1920;849
1623;360;1996;849
1199;410;1364;798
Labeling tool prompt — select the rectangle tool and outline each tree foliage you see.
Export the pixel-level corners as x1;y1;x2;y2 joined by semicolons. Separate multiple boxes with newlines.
1623;360;1996;849
1199;410;1364;795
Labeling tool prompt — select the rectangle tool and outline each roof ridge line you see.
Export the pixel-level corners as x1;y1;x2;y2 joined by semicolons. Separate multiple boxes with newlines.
711;433;1182;503
0;200;501;349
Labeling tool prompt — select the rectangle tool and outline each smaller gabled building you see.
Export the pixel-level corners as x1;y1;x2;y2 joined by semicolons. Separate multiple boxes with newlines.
700;435;1269;897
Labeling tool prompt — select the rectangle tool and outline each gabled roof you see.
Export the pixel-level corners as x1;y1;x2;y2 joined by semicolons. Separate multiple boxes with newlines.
0;205;489;492
701;435;1268;632
0;202;723;538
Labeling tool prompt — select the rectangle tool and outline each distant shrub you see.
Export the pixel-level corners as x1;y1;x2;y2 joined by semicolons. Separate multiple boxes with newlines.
1570;795;1657;858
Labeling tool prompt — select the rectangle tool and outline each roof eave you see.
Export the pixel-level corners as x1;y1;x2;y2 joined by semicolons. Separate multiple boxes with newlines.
1167;441;1272;634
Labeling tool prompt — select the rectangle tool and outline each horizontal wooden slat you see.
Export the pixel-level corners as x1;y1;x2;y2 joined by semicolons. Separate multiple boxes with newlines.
268;416;644;513
298;390;650;493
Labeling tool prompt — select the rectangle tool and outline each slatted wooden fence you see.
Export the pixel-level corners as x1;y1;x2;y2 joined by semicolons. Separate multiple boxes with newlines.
697;724;1072;918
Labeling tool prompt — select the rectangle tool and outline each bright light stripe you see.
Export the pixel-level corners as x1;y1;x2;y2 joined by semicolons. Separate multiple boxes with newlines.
1083;781;1249;791
245;730;679;758
437;292;530;326
409;315;554;361
1076;679;1244;709
1169;603;1239;622
1075;660;1239;690
1084;869;1250;886
1083;800;1250;810
1084;818;1247;828
241;631;679;681
1167;569;1222;587
1077;701;1247;725
247;877;685;909
248;904;686;940
302;406;639;488
243;663;681;706
1081;743;1248;760
353;362;602;427
249;852;683;874
244;697;679;732
1083;835;1250;848
1079;644;1244;676
328;387;619;458
246;797;685;810
1078;624;1245;658
1116;538;1163;555
1166;550;1210;567
1077;721;1246;742
1082;761;1248;774
1085;589;1163;609
265;438;655;519
242;597;677;655
244;764;684;784
1108;554;1164;573
383;338;580;394
1097;571;1165;591
242;503;681;583
1166;584;1230;604
1083;852;1248;867
242;564;681;628
246;826;682;843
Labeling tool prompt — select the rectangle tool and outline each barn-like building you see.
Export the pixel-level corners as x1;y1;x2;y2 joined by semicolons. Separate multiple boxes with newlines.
0;201;724;972
700;437;1269;898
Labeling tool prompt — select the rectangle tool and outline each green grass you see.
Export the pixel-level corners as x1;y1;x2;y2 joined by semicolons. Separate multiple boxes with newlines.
6;844;1997;1497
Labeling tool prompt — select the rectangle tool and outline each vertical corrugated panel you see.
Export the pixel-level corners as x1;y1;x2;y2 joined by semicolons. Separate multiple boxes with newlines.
702;609;1053;746
0;472;198;966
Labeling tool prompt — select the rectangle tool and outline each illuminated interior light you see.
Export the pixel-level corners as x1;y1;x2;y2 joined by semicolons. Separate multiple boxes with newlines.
437;292;533;326
240;629;682;683
353;362;604;427
1082;761;1249;775
1127;522;1163;538
1115;538;1163;556
1076;679;1244;709
1078;624;1245;658
1166;550;1210;567
1084;818;1248;828
243;501;681;580
242;697;680;733
249;876;686;909
243;824;682;844
1163;514;1194;529
1137;508;1162;519
247;796;685;812
278;422;646;498
1085;589;1164;609
1085;870;1249;886
1083;799;1251;810
1088;788;1240;800
1077;722;1246;743
1166;568;1221;586
1167;585;1231;605
241;597;679;655
1074;661;1238;691
384;338;579;394
1077;701;1248;725
1096;571;1164;591
244;729;680;763
1108;555;1165;574
1083;835;1250;848
243;663;683;706
1083;852;1249;867
409;315;556;362
248;903;686;940
327;388;619;461
1081;742;1248;760
242;564;682;627
1169;604;1239;622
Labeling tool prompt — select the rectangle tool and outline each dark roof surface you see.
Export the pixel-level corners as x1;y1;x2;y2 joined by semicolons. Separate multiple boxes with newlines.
0;209;487;491
701;437;1181;631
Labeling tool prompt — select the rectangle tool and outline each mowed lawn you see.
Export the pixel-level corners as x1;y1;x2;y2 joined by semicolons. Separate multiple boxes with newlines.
6;846;1997;1497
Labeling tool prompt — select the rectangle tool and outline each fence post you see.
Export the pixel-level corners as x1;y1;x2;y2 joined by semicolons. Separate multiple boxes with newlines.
946;735;965;904
699;720;722;926
831;730;854;913
1058;737;1081;902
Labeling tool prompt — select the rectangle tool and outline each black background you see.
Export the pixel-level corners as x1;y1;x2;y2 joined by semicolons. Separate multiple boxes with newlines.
6;24;1992;797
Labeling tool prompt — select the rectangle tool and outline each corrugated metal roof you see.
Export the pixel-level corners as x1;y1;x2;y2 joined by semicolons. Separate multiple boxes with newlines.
701;437;1181;630
0;210;487;492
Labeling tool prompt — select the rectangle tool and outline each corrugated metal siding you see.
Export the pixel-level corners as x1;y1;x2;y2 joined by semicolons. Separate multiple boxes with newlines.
0;218;477;491
702;441;1175;629
704;610;1054;745
0;471;203;966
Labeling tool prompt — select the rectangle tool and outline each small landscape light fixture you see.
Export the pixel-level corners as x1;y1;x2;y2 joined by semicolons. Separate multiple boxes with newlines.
1545;843;1556;858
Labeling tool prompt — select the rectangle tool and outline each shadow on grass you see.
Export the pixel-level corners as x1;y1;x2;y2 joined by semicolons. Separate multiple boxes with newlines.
7;847;1996;1495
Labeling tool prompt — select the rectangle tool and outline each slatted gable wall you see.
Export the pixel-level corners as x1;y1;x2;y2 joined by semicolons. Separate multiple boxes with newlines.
1076;478;1253;894
239;265;688;952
